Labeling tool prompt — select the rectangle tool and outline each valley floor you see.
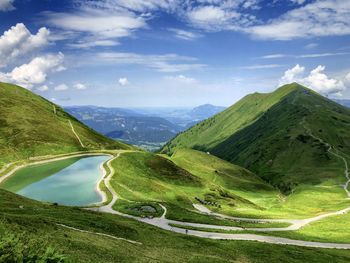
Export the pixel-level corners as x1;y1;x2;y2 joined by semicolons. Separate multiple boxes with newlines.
1;146;350;262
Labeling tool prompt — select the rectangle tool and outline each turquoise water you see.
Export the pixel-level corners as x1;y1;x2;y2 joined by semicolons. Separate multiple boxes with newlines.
17;155;110;206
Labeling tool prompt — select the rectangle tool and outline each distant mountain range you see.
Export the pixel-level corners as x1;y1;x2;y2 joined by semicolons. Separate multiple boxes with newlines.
65;104;225;150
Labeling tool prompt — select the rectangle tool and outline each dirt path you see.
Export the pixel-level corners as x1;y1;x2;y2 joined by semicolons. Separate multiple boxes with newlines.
68;120;85;148
56;223;141;245
90;152;350;249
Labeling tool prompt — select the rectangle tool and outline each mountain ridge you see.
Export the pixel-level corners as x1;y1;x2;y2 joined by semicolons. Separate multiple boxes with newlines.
161;83;350;193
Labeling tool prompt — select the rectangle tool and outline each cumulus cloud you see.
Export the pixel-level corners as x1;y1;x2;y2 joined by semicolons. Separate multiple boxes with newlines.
54;84;69;91
118;78;129;86
279;64;346;96
0;53;65;88
0;23;50;67
0;0;15;11
165;75;197;84
74;83;87;90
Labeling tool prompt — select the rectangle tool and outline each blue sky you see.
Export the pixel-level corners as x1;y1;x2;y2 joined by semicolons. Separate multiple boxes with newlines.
0;0;349;107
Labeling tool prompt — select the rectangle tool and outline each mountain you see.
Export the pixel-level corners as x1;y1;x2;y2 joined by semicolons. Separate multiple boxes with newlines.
65;104;225;151
65;106;182;150
133;104;225;128
189;104;226;121
333;99;350;108
0;82;130;168
162;83;350;193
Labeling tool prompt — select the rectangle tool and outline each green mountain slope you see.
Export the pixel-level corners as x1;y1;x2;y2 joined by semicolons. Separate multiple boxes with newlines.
0;82;131;168
110;149;282;224
162;83;350;193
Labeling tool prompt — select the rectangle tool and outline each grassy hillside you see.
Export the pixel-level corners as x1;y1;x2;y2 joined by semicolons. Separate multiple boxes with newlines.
162;83;303;154
108;149;344;220
2;189;350;263
162;83;350;194
0;82;131;168
109;150;284;224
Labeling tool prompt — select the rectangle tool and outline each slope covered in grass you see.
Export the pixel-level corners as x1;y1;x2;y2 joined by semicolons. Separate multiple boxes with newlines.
162;83;303;155
2;189;349;263
0;82;131;168
162;83;350;195
110;150;330;221
169;149;349;218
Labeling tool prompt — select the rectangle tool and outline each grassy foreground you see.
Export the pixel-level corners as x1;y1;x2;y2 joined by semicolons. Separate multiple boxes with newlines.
2;189;350;262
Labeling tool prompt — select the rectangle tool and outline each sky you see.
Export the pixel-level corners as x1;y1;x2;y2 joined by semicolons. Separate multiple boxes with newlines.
0;0;350;107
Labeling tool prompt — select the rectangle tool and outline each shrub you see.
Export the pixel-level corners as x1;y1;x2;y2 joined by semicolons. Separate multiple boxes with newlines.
0;230;66;263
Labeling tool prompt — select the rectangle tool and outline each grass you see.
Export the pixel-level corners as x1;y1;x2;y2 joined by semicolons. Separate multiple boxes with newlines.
109;150;285;225
107;149;349;229
2;189;350;262
0;82;132;169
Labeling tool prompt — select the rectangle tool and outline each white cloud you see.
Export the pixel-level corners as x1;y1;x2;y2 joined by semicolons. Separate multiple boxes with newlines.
168;28;202;41
74;83;87;90
260;52;350;59
165;75;197;84
75;0;174;13
186;5;245;31
290;0;306;4
304;43;318;49
93;52;206;72
298;52;350;58
68;39;119;49
0;0;15;11
346;72;350;83
37;85;49;92
54;83;69;91
0;23;50;67
247;0;350;40
240;64;283;70
45;7;146;47
279;64;305;85
0;53;65;89
260;54;288;59
279;64;346;96
118;78;129;86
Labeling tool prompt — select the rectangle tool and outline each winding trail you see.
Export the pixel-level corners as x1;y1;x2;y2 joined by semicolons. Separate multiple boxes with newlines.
2;128;349;249
56;223;141;245
69;120;85;148
89;149;350;249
